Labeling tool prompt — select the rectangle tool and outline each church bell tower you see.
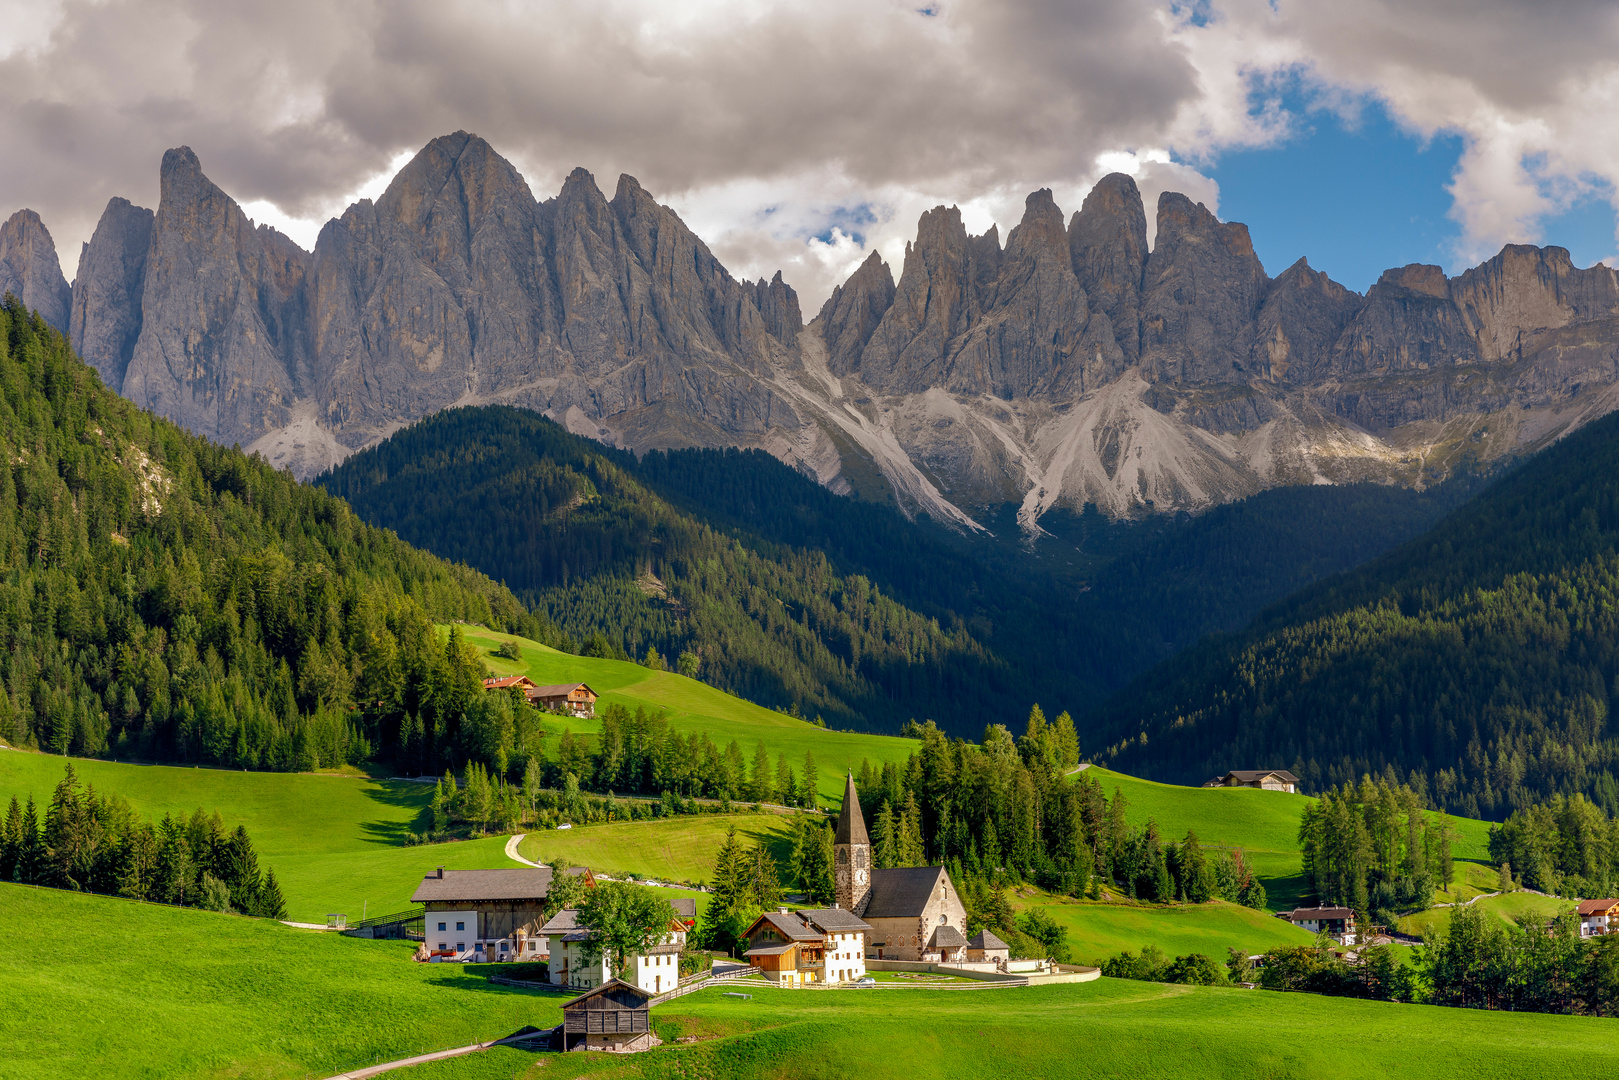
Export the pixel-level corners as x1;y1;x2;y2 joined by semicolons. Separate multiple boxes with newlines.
835;772;871;915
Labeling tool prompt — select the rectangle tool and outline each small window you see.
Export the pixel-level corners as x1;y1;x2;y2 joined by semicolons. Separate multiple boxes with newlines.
457;943;465;951
438;922;447;932
456;922;465;932
438;942;447;950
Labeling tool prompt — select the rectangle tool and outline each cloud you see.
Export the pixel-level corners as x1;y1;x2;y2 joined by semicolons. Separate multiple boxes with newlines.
0;0;1615;304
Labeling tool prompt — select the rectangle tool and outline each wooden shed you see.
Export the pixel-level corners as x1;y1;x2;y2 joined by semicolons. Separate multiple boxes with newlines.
560;979;657;1053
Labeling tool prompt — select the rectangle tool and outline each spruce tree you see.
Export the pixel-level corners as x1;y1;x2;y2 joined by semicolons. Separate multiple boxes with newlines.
801;751;819;810
0;795;20;881
17;796;42;885
775;753;795;807
257;867;288;919
750;742;773;803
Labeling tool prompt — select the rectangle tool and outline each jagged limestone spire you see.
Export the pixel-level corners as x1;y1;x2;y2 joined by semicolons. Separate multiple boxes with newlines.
834;771;871;914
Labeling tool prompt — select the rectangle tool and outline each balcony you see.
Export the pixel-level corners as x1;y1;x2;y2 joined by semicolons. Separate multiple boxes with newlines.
796;960;824;971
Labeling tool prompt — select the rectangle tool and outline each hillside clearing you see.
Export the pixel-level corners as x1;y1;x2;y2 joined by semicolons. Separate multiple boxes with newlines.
1013;896;1316;965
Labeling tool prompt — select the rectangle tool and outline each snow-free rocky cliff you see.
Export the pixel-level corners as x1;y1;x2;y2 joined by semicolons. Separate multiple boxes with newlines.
9;132;1619;530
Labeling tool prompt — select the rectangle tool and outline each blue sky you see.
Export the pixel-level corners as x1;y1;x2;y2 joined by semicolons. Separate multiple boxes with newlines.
1205;96;1619;294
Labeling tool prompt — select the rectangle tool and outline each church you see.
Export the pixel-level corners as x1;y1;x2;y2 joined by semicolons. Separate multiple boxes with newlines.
835;774;971;963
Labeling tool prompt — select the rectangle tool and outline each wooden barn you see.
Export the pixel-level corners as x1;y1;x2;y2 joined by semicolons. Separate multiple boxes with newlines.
528;682;599;717
560;979;657;1053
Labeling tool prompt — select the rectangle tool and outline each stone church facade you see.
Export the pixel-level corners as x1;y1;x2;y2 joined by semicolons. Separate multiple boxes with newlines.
835;774;970;963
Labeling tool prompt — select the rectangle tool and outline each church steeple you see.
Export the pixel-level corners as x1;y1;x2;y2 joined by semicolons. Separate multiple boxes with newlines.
834;772;871;914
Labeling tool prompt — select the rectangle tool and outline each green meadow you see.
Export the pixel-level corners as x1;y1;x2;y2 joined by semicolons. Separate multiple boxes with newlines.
517;813;797;886
457;626;920;805
1398;890;1573;939
1014;896;1315;965
0;885;555;1080
422;974;1618;1080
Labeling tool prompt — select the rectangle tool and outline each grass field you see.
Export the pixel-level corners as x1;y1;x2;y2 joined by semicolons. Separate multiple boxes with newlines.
457;626;920;805
412;974;1619;1080
0;885;563;1080
517;813;798;886
1397;890;1572;939
1014;896;1316;965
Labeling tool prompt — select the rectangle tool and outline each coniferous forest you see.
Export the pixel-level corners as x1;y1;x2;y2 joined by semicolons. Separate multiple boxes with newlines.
0;297;555;774
1097;409;1619;819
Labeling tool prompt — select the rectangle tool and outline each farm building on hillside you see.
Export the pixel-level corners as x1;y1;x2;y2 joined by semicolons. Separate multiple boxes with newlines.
483;675;537;692
1204;770;1300;793
742;907;872;985
411;865;594;963
967;929;1011;963
528;683;598;717
1280;905;1357;944
829;773;972;962
560;979;657;1053
540;897;696;995
1577;899;1619;936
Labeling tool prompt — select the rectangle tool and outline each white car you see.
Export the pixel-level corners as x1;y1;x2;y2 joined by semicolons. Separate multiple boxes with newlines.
556;823;573;830
852;976;876;987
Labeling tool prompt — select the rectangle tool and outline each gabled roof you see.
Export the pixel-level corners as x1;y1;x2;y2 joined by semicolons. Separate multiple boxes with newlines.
746;910;822;942
483;675;535;690
968;929;1009;951
743;941;798;957
529;682;597;698
539;908;583;935
800;907;873;933
1284;906;1355;922
412;867;554;903
670;897;697;922
862;866;948;919
1219;769;1300;784
836;772;869;847
1576;899;1619;915
929;924;968;949
560;978;652;1011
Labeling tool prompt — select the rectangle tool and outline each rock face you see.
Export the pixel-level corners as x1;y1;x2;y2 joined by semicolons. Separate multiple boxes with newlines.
37;140;1619;526
0;210;71;333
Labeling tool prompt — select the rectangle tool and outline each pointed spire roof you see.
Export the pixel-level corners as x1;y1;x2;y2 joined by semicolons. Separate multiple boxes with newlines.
835;772;869;846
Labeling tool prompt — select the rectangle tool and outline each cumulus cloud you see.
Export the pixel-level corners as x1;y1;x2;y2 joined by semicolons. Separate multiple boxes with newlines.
0;0;1615;305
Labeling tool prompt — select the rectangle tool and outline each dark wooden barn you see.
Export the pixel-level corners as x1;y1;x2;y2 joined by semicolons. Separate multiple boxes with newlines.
560;979;657;1053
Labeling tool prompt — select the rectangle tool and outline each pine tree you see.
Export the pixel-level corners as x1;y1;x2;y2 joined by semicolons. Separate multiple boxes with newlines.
17;796;43;885
1052;710;1081;768
522;756;542;822
791;817;835;905
222;825;261;913
258;867;288;919
897;791;926;867
775;753;795;807
0;795;20;882
872;800;897;869
750;742;773;803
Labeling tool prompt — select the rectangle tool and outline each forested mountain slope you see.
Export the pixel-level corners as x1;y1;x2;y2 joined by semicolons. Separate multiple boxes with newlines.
1096;410;1619;819
320;405;1466;736
0;296;554;773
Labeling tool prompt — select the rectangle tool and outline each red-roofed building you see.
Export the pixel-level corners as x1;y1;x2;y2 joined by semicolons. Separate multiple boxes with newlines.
483;675;537;692
1576;899;1619;937
528;682;598;717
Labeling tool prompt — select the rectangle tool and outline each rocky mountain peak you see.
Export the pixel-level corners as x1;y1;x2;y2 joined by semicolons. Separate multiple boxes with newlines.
0;208;71;333
1375;263;1450;299
816;250;896;375
1069;172;1147;363
69;197;154;390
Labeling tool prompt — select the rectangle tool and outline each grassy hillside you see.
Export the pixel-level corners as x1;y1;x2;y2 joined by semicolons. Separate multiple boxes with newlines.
0;885;553;1080
439;976;1613;1080
460;625;921;803
1397;891;1572;939
1015;896;1315;965
516;815;796;886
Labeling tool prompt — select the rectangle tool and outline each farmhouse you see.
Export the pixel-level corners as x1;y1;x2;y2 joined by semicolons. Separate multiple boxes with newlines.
560;979;657;1053
412;865;594;963
742;906;872;985
833;773;971;962
1576;898;1619;937
1203;769;1300;793
528;682;598;717
482;675;537;692
1280;905;1358;944
540;897;696;995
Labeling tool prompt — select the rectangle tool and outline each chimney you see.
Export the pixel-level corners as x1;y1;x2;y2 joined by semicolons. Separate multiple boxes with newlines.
436;866;445;879
778;906;790;914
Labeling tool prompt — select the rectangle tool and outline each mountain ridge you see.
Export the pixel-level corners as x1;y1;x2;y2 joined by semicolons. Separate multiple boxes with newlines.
8;131;1619;527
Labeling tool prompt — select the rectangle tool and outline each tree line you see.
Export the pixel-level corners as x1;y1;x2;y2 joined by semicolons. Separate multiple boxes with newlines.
1298;776;1456;927
0;763;285;918
1488;792;1619;898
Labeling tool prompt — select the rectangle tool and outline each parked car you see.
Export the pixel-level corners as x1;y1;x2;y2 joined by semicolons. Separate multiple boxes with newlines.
853;976;876;987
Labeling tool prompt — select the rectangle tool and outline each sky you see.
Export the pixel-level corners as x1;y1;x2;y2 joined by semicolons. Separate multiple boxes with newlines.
1;0;1617;308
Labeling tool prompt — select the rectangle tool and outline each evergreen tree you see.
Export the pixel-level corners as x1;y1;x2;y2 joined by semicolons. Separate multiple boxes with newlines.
790;817;835;905
257;867;287;919
896;791;926;867
801;751;819;810
775;753;795;807
750;742;773;803
17;796;42;885
872;800;898;870
0;795;20;881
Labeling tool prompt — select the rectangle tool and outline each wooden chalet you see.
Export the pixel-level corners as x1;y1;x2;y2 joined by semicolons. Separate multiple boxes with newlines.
528;682;598;717
1577;898;1619;937
1280;905;1357;944
483;675;537;692
1203;769;1299;794
560;979;657;1053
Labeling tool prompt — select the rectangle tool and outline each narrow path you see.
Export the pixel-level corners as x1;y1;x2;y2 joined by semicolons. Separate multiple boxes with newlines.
325;1032;539;1080
504;833;542;867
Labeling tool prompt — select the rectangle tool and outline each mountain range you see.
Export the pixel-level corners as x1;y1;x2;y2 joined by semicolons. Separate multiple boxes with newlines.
4;131;1619;527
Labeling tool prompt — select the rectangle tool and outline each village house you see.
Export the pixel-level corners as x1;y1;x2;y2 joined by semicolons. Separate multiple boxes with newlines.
1280;905;1358;945
528;682;599;717
540;897;696;995
1203;769;1300;794
482;675;537;693
1576;898;1619;937
830;773;971;962
559;979;657;1053
742;907;873;985
966;929;1011;964
412;865;594;963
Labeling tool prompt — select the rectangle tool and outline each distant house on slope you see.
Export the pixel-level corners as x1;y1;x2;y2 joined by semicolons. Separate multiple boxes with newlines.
1280;905;1357;945
541;897;696;995
1576;899;1619;937
1204;769;1299;794
528;682;598;717
412;865;594;963
483;675;537;692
